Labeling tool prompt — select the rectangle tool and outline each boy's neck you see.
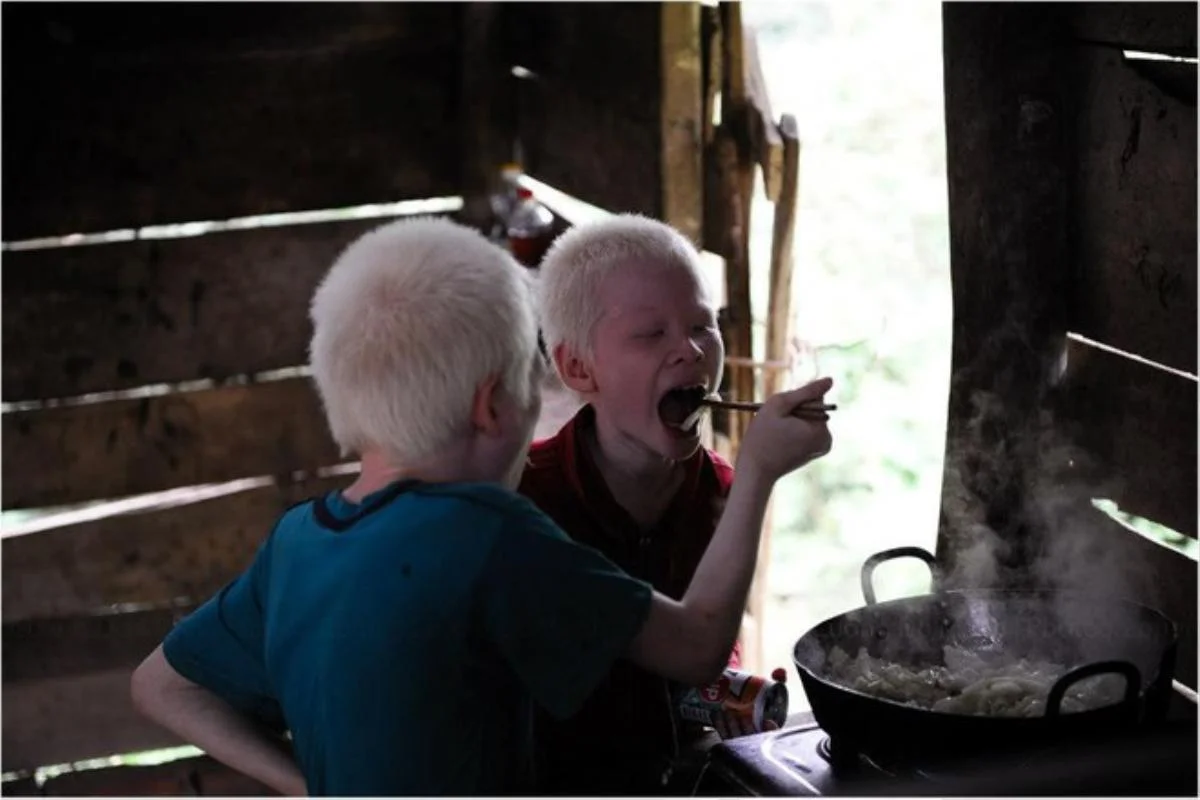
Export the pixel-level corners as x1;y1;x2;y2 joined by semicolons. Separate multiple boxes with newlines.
587;413;685;505
343;448;482;503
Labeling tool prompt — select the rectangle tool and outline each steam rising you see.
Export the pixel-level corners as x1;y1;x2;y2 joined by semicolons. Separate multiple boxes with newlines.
939;384;1158;611
803;332;1168;683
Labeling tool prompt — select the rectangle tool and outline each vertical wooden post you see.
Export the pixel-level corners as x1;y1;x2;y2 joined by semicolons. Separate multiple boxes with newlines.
661;1;704;247
705;2;756;455
764;114;801;402
745;113;801;672
936;4;1075;586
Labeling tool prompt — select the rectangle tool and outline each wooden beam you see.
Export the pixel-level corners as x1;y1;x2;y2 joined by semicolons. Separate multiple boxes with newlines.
709;131;755;452
705;2;756;453
2;377;340;510
765;115;801;400
505;2;663;217
0;777;39;796
1;4;463;240
4;608;184;683
660;0;704;246
721;2;746;108
1051;337;1197;539
702;4;722;149
1067;2;1197;58
3;667;184;772
2;218;391;403
747;114;802;672
1068;45;1197;375
936;3;1077;580
743;26;784;203
39;755;276;796
2;474;350;623
1083;509;1198;689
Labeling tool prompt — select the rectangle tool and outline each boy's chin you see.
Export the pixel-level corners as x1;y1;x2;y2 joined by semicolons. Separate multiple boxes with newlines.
653;420;704;460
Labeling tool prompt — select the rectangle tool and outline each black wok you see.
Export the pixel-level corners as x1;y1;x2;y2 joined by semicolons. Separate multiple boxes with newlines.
793;547;1178;764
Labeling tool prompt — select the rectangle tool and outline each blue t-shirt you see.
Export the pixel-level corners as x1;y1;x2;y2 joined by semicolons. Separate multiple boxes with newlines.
162;480;653;796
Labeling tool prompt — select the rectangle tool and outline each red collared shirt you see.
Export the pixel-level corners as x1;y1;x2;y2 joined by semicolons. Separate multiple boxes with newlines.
518;405;738;793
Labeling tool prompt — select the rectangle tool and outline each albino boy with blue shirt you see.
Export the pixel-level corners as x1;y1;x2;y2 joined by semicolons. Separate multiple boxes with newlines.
130;217;834;796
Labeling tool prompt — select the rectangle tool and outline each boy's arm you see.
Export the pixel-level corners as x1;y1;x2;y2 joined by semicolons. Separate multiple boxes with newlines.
132;531;301;794
482;381;832;717
625;380;833;685
132;647;305;797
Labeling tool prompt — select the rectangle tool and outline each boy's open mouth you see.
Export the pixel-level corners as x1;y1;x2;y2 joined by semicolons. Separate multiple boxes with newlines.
657;384;709;430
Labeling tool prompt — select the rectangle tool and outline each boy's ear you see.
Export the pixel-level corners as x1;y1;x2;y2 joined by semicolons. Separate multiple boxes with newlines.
554;343;597;394
470;373;503;435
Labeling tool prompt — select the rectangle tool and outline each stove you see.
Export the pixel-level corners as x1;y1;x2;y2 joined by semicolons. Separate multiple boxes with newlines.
693;712;1198;796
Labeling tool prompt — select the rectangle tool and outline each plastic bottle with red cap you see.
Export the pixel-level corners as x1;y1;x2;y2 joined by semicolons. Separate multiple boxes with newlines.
506;186;555;269
487;162;524;243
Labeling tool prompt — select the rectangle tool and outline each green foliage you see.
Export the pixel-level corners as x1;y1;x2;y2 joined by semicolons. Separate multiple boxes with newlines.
742;0;952;695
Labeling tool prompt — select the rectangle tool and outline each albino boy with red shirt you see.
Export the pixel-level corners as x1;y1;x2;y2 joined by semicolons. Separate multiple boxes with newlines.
523;215;831;794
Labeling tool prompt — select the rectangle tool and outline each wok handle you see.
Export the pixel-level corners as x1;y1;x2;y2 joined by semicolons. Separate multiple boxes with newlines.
1044;660;1141;719
860;546;940;605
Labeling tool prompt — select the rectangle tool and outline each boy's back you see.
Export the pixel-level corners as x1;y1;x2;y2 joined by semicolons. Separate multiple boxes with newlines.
162;481;653;796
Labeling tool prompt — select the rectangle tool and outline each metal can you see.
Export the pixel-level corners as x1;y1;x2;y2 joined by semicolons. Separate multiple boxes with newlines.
676;668;789;733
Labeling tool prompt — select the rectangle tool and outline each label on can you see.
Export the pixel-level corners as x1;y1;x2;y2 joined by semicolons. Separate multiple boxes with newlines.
676;668;789;733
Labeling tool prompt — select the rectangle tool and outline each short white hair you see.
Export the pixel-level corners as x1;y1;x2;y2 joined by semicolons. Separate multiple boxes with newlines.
309;216;539;464
538;214;709;364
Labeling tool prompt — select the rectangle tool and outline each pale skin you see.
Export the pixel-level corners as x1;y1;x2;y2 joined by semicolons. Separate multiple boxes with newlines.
554;260;818;736
557;263;725;529
132;328;833;792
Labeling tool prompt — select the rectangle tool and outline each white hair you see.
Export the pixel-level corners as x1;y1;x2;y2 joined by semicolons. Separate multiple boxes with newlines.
309;216;539;464
537;214;710;365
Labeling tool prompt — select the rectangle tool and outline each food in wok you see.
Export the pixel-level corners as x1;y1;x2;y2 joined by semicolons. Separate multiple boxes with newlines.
825;644;1127;718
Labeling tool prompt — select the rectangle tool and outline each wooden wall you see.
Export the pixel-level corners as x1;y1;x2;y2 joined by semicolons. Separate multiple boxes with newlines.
937;2;1197;689
0;3;465;241
503;2;670;219
0;1;690;787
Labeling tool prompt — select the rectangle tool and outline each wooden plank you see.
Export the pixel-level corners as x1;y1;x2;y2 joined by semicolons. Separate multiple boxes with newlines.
35;755;272;796
748;115;802;674
2;377;340;510
505;2;662;216
54;762;276;798
0;777;41;796
42;760;198;796
2;218;392;403
1052;337;1197;538
1068;45;1197;375
935;3;1077;577
1068;2;1197;57
4;608;184;683
705;3;757;456
1082;509;1198;689
660;1;704;246
2;668;184;772
2;475;351;623
743;26;784;203
764;114;801;402
1;4;461;239
702;4;722;148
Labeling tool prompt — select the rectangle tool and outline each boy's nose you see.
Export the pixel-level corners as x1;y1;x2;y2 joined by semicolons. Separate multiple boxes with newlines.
675;336;705;362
